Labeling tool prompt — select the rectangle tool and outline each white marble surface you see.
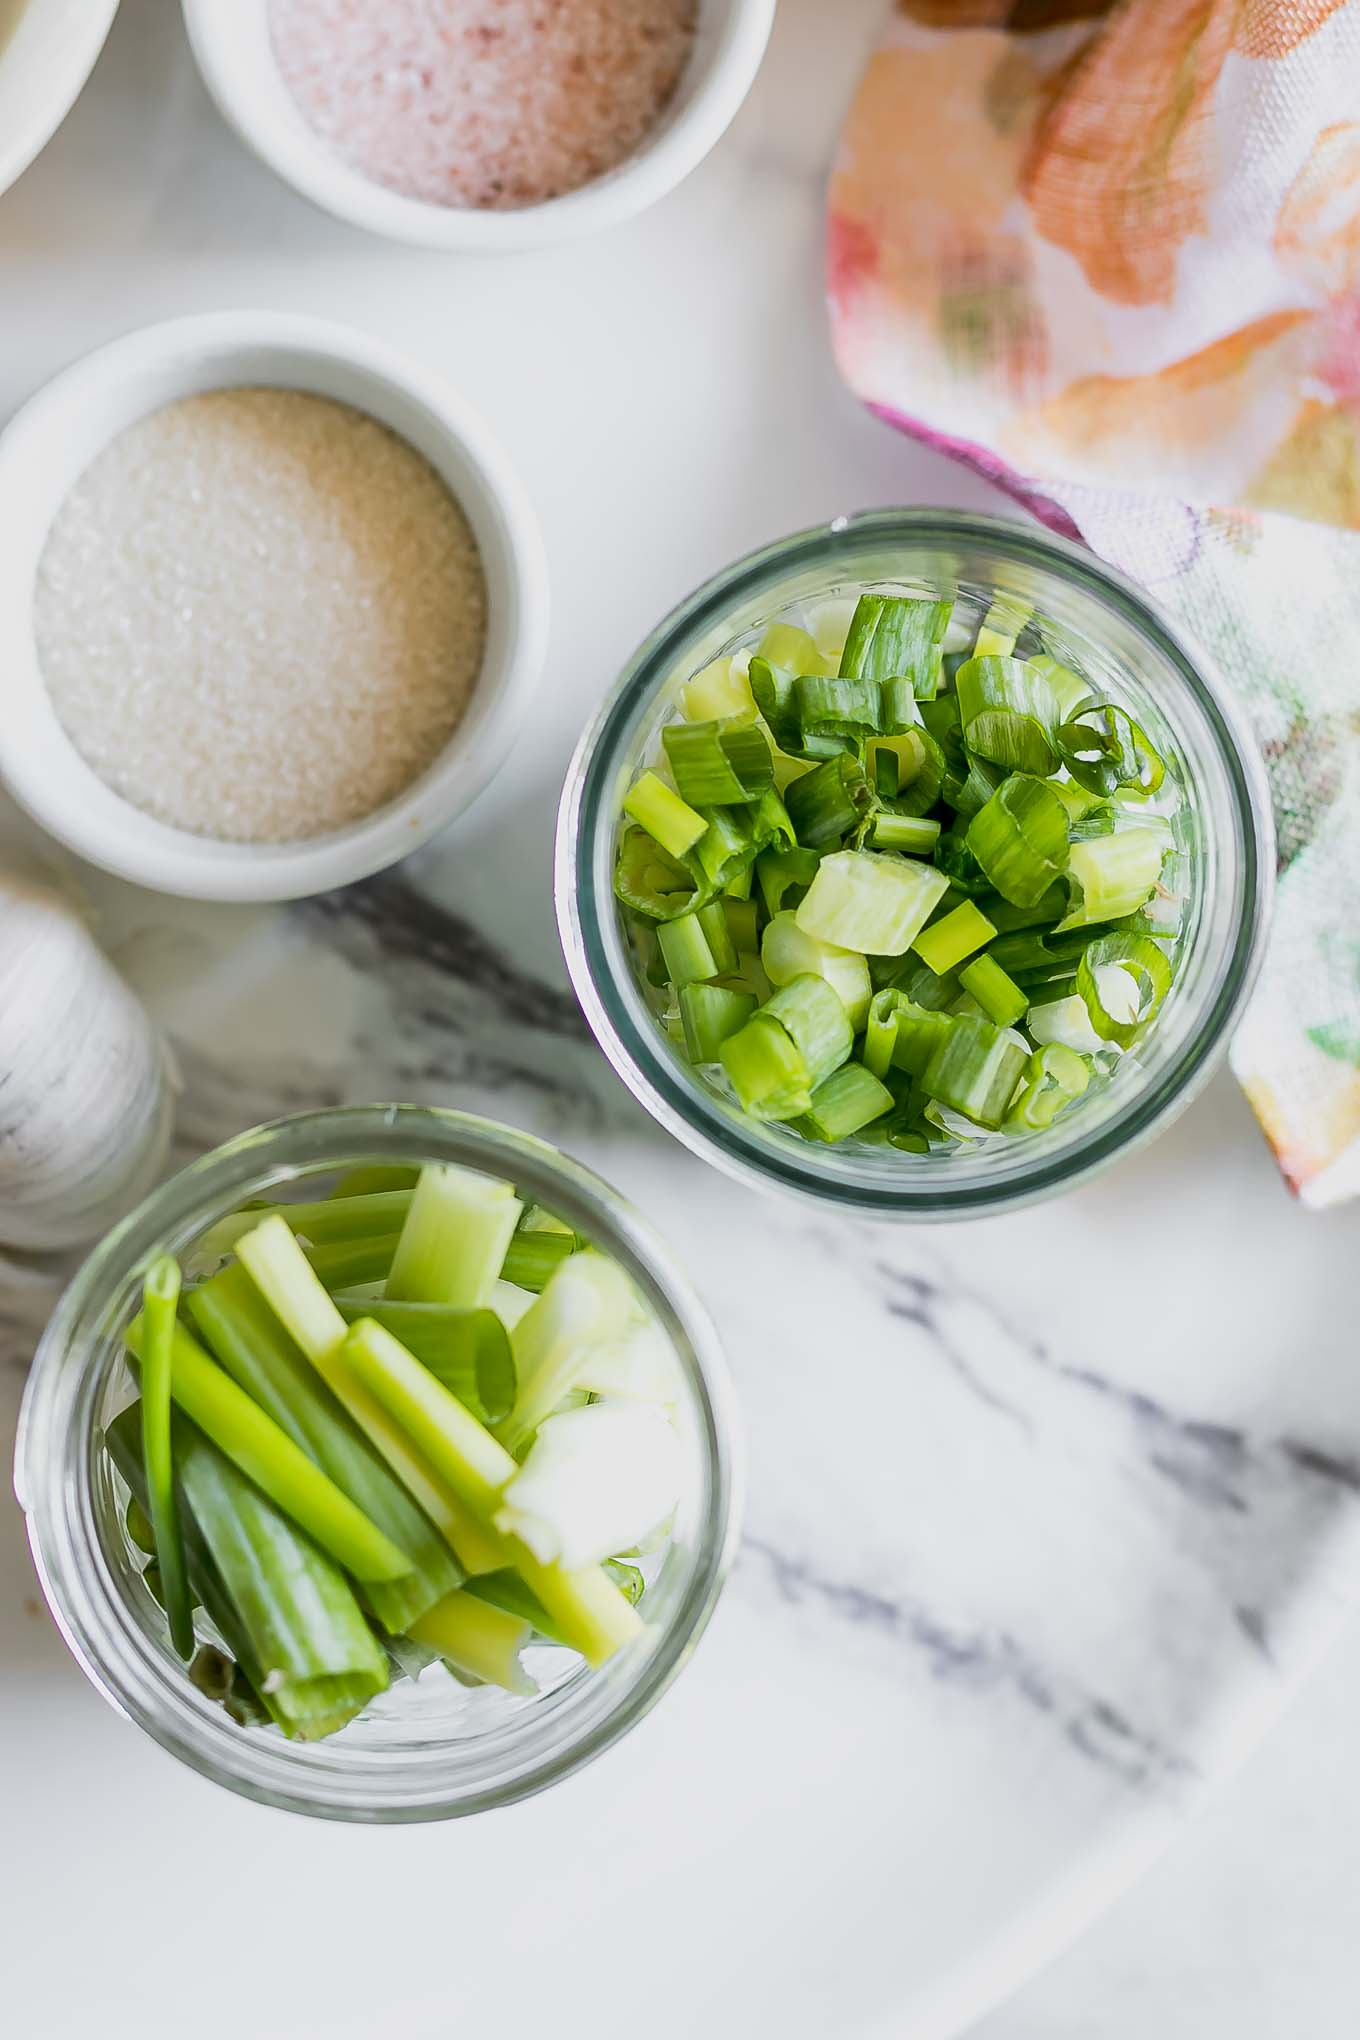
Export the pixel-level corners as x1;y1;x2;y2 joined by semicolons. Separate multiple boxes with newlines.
2;2;1358;2036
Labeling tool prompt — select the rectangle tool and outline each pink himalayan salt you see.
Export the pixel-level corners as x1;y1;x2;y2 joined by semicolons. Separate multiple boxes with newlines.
269;0;699;212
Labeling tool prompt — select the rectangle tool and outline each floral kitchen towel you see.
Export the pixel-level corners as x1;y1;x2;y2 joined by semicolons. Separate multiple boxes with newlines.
828;0;1360;1204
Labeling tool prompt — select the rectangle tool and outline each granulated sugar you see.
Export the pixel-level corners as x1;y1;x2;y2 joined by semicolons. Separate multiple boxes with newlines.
34;388;487;844
269;0;698;211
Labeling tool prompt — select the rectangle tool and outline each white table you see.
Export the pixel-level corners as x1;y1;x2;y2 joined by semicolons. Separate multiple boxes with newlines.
2;4;1357;2036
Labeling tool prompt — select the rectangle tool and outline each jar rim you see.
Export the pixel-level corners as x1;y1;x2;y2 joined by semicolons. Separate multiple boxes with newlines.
15;1105;743;1821
555;508;1275;1218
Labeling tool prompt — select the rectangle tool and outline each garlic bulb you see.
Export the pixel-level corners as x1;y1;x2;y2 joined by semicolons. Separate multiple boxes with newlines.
0;872;173;1254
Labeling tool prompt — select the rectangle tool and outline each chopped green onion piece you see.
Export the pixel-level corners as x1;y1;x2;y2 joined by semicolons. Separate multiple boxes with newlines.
760;620;829;676
408;1589;534;1696
1076;933;1173;1048
784;753;875;848
689;804;758;896
840;594;951;698
304;1232;400;1291
1027;992;1106;1054
343;1318;518;1518
615;827;697;920
750;658;832;759
922;1015;1029;1130
799;1062;895;1141
796;849;950;956
696;897;738;975
1005;1043;1090;1129
862;990;953;1078
954;655;1061;776
794;673;883;744
140;1255;194;1661
947;756;1006;822
755;844;821;919
760;909;872;1030
1057;828;1168;931
681;655;756;722
679;982;757;1063
762;974;854;1087
662;717;774;806
386;1163;523;1309
967;774;1069;907
973;598;1030;658
870;812;942;855
724;895;759;954
958;953;1030;1030
1023;654;1093;720
1057;702;1165;799
657;909;722;989
125;1311;415;1585
623;770;707;859
719;1013;813;1120
188;1263;464;1632
980;883;1068;933
911;898;997;975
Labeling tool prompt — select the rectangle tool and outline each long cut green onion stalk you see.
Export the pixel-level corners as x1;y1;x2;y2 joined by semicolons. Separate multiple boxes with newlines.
125;1312;416;1586
235;1214;507;1575
331;1296;514;1429
187;1263;463;1633
139;1255;194;1661
168;1414;389;1738
342;1318;519;1519
386;1164;523;1309
303;1233;401;1291
407;1589;535;1696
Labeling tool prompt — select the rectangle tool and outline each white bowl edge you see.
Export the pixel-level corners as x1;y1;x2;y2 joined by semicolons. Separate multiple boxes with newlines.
0;310;549;902
181;0;776;251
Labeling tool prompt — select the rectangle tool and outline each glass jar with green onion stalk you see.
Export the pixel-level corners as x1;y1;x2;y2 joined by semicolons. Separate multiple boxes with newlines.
15;1106;741;1822
555;510;1273;1219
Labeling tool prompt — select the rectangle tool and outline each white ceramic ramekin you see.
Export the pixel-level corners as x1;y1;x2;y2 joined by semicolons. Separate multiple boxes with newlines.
0;0;119;200
181;0;775;251
0;311;548;903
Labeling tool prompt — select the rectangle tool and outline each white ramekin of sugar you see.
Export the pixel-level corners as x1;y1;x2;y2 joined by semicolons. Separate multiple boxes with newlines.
0;311;549;903
181;0;776;252
0;0;120;199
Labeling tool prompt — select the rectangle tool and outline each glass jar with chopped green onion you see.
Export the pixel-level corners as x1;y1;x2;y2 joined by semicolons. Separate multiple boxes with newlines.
557;510;1272;1219
15;1106;740;1820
